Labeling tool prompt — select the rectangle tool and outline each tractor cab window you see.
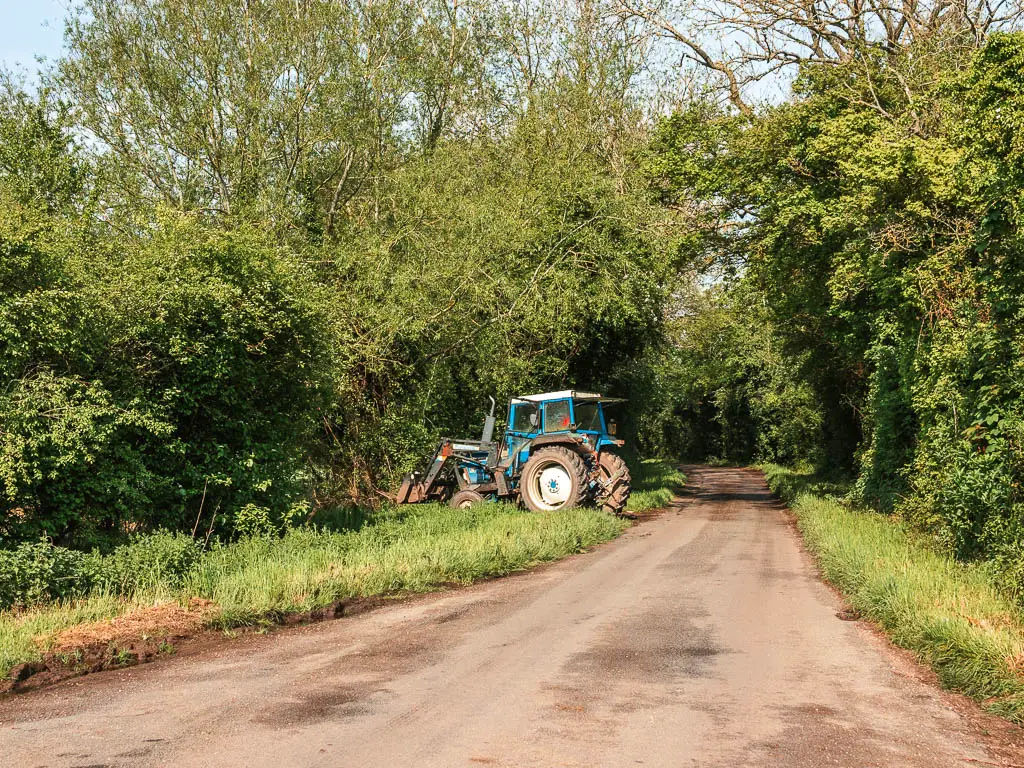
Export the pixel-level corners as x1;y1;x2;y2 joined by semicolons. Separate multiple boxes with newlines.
543;399;572;432
511;403;538;432
574;401;602;432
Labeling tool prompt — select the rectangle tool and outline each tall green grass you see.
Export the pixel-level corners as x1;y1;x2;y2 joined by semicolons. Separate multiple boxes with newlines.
1;460;681;681
626;460;686;512
193;503;628;625
762;463;1024;723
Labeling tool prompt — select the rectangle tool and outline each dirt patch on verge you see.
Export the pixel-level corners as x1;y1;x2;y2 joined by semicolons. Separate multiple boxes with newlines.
47;598;217;652
1;599;216;695
0;596;392;696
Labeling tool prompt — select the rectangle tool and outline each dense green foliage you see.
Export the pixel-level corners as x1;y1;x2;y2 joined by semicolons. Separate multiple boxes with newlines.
632;286;823;465
0;531;202;610
0;205;336;546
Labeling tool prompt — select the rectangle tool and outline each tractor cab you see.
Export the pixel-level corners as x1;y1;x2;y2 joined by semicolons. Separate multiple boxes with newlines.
505;391;623;470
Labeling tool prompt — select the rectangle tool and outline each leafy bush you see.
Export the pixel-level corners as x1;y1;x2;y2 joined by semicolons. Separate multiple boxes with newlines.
0;539;99;609
0;532;205;609
0;205;337;547
94;532;204;596
232;505;277;539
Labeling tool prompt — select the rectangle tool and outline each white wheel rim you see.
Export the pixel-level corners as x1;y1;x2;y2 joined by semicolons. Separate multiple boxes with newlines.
532;462;573;509
458;499;474;509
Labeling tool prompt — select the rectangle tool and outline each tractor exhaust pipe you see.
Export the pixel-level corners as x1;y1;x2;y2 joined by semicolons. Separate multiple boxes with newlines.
481;396;497;445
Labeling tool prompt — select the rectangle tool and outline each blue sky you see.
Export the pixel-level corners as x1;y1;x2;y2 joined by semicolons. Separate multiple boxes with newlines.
0;0;68;73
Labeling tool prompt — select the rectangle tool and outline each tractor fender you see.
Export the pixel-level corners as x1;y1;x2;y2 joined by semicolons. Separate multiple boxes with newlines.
527;434;595;455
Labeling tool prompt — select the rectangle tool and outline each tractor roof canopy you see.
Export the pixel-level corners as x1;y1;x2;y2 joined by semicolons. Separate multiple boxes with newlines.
511;390;625;404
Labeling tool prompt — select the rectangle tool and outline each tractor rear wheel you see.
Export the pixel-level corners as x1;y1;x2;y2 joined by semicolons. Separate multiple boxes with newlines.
449;489;486;509
521;447;588;512
597;452;632;516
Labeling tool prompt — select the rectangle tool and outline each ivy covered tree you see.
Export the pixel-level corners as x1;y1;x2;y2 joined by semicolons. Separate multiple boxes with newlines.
640;30;1024;597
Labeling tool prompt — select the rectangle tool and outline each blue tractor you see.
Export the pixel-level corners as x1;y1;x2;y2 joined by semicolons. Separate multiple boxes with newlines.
395;391;632;514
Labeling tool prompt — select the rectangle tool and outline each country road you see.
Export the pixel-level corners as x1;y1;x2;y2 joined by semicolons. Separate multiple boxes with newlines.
2;466;1020;768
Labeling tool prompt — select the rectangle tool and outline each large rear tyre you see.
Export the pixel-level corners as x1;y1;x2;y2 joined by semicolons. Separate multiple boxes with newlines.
449;489;486;509
597;452;631;515
520;447;589;512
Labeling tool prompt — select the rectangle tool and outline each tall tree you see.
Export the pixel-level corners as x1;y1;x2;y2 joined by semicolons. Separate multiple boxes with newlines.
615;0;1024;119
60;0;434;225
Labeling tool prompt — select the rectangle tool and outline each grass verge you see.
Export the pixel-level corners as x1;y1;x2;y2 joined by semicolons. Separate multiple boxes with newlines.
1;460;683;684
626;459;685;513
762;463;1024;723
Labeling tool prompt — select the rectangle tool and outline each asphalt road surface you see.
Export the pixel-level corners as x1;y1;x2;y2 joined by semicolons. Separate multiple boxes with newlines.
2;466;1019;767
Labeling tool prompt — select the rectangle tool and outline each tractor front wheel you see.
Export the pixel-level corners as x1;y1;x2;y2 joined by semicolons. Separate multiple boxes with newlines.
596;452;632;516
521;447;588;512
449;489;486;509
